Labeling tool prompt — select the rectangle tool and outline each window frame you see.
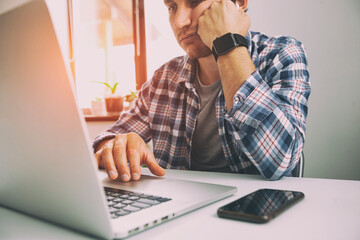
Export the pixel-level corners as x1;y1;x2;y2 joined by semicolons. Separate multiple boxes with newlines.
67;0;147;93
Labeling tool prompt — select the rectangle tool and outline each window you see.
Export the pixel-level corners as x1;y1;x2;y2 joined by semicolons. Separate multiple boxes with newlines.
70;0;183;109
144;0;184;81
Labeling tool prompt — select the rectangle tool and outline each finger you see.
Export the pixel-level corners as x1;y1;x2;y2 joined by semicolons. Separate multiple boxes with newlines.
126;133;142;181
94;149;102;168
101;140;118;180
141;145;165;177
94;139;112;168
113;134;131;182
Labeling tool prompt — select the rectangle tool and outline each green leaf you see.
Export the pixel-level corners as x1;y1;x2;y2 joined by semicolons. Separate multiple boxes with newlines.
91;81;119;94
112;82;119;94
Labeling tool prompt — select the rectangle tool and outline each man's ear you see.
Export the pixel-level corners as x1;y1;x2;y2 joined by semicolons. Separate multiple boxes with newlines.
236;0;248;11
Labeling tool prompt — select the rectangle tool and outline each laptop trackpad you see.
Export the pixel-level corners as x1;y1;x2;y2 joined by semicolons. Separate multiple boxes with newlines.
101;171;233;202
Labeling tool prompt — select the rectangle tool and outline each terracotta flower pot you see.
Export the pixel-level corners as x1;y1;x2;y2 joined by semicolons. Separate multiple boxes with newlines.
104;95;123;114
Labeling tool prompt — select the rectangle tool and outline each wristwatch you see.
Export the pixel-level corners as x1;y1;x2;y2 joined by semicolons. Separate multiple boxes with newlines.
212;33;248;61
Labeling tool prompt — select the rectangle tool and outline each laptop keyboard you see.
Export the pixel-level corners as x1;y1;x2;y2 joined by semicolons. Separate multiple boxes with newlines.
104;187;172;219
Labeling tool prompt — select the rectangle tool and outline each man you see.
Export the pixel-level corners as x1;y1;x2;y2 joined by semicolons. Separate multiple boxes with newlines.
93;0;311;181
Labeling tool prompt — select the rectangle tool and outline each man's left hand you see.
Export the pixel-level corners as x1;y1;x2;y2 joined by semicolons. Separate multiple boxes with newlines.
198;0;250;49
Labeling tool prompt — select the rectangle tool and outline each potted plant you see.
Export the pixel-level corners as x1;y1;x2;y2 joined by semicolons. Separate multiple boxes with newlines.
92;81;123;114
90;97;106;115
124;90;138;110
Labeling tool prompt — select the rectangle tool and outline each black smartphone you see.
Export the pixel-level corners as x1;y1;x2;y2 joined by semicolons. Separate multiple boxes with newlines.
217;188;304;223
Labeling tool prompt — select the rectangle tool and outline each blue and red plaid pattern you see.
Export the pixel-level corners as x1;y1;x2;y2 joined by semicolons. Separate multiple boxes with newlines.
93;31;311;180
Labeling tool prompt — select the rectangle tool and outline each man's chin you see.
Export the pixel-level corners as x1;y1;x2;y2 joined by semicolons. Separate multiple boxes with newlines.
186;49;212;59
187;52;212;59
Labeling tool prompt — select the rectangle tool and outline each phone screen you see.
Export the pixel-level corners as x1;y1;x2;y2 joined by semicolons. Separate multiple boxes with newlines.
217;188;304;223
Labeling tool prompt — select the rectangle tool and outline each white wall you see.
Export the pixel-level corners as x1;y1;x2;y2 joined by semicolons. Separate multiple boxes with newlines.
248;0;360;180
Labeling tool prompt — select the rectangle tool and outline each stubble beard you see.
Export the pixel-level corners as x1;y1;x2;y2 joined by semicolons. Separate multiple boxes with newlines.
184;43;212;59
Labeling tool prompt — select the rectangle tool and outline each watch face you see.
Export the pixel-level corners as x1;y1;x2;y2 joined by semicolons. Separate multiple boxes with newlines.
213;33;237;55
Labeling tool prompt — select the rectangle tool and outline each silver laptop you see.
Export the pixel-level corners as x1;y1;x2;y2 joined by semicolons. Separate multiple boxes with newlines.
0;1;236;239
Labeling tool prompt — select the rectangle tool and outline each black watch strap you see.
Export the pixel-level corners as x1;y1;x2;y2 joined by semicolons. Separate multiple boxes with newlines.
212;33;248;61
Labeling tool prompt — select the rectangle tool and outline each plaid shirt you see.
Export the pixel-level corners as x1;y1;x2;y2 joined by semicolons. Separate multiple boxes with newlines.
93;31;311;180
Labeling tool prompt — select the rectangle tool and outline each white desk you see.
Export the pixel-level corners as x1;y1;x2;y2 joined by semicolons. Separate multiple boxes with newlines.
1;169;359;240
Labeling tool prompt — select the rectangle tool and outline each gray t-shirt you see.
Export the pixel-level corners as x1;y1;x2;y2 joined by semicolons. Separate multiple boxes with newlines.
190;73;231;172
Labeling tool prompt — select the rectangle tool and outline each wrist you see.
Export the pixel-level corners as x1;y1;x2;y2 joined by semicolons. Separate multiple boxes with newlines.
95;138;113;153
212;32;248;61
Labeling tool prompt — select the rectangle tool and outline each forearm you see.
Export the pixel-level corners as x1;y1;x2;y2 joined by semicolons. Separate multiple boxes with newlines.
217;46;255;110
225;70;309;180
229;107;305;180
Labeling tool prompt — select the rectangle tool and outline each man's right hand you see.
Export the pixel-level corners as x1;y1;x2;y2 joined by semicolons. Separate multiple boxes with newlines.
94;133;165;181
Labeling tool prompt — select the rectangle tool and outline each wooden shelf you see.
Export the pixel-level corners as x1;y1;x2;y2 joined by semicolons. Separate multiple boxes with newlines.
82;108;119;122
